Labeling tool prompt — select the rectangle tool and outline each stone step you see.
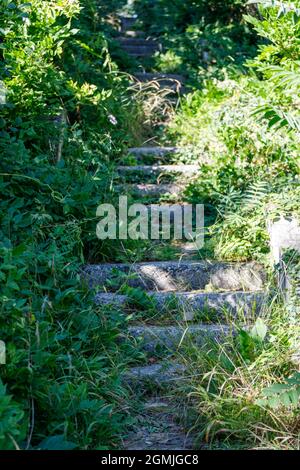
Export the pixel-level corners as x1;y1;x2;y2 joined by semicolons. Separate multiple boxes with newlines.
95;291;266;320
117;164;198;178
124;30;145;38
122;45;160;57
126;183;183;197
117;38;159;47
84;260;266;292
119;16;138;32
134;73;185;84
128;324;231;352
123;398;194;450
124;362;186;384
128;147;181;158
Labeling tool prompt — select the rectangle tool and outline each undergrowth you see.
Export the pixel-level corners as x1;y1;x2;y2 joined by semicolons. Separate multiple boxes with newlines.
0;0;144;450
139;0;300;450
1;0;300;452
180;301;300;450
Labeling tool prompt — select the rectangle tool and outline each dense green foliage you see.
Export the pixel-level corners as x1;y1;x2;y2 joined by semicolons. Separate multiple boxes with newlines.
168;1;299;262
134;0;257;83
135;0;246;33
1;0;300;451
0;0;141;450
163;0;300;449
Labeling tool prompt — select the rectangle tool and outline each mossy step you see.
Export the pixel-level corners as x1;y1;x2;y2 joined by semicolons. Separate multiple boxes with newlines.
123;398;194;450
124;362;186;384
122;183;184;198
117;38;160;47
128;147;181;158
126;240;201;263
119;15;138;32
122;45;160;57
84;260;266;292
128;323;231;352
95;291;266;319
124;30;144;38
117;164;198;177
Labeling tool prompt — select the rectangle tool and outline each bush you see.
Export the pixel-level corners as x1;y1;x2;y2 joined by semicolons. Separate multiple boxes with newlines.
0;0;139;449
135;0;247;34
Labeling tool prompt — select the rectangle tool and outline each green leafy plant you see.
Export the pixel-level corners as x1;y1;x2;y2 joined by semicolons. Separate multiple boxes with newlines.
257;372;300;409
246;1;300;134
0;0;141;450
0;380;25;450
238;318;268;362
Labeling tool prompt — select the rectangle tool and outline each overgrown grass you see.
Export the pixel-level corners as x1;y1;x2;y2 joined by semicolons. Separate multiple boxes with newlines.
0;0;147;450
158;1;300;450
177;299;300;450
1;0;300;452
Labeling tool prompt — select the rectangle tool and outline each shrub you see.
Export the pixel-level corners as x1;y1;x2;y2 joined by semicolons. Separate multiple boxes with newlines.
0;0;138;449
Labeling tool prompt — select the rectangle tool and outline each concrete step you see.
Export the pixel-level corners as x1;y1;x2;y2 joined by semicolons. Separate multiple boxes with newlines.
117;164;198;178
119;16;138;32
128;147;181;159
95;291;266;320
122;45;160;57
124;362;186;384
124;30;145;38
134;73;185;84
84;260;266;292
109;202;199;228
123;398;194;450
117;38;159;47
128;324;231;352
126;183;184;198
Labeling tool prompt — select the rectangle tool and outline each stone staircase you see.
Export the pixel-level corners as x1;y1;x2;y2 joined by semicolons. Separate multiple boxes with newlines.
85;15;268;450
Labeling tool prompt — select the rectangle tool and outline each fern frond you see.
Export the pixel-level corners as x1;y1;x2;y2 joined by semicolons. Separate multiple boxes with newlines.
242;181;270;208
259;64;300;91
253;105;300;132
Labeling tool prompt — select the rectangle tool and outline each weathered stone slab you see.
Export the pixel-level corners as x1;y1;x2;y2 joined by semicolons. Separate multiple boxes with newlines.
128;324;231;352
95;291;266;320
268;216;300;303
123;398;194;450
84;261;266;292
121;45;160;57
124;30;144;38
117;164;198;177
128;147;181;157
119;15;138;32
124;362;186;384
126;183;183;197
